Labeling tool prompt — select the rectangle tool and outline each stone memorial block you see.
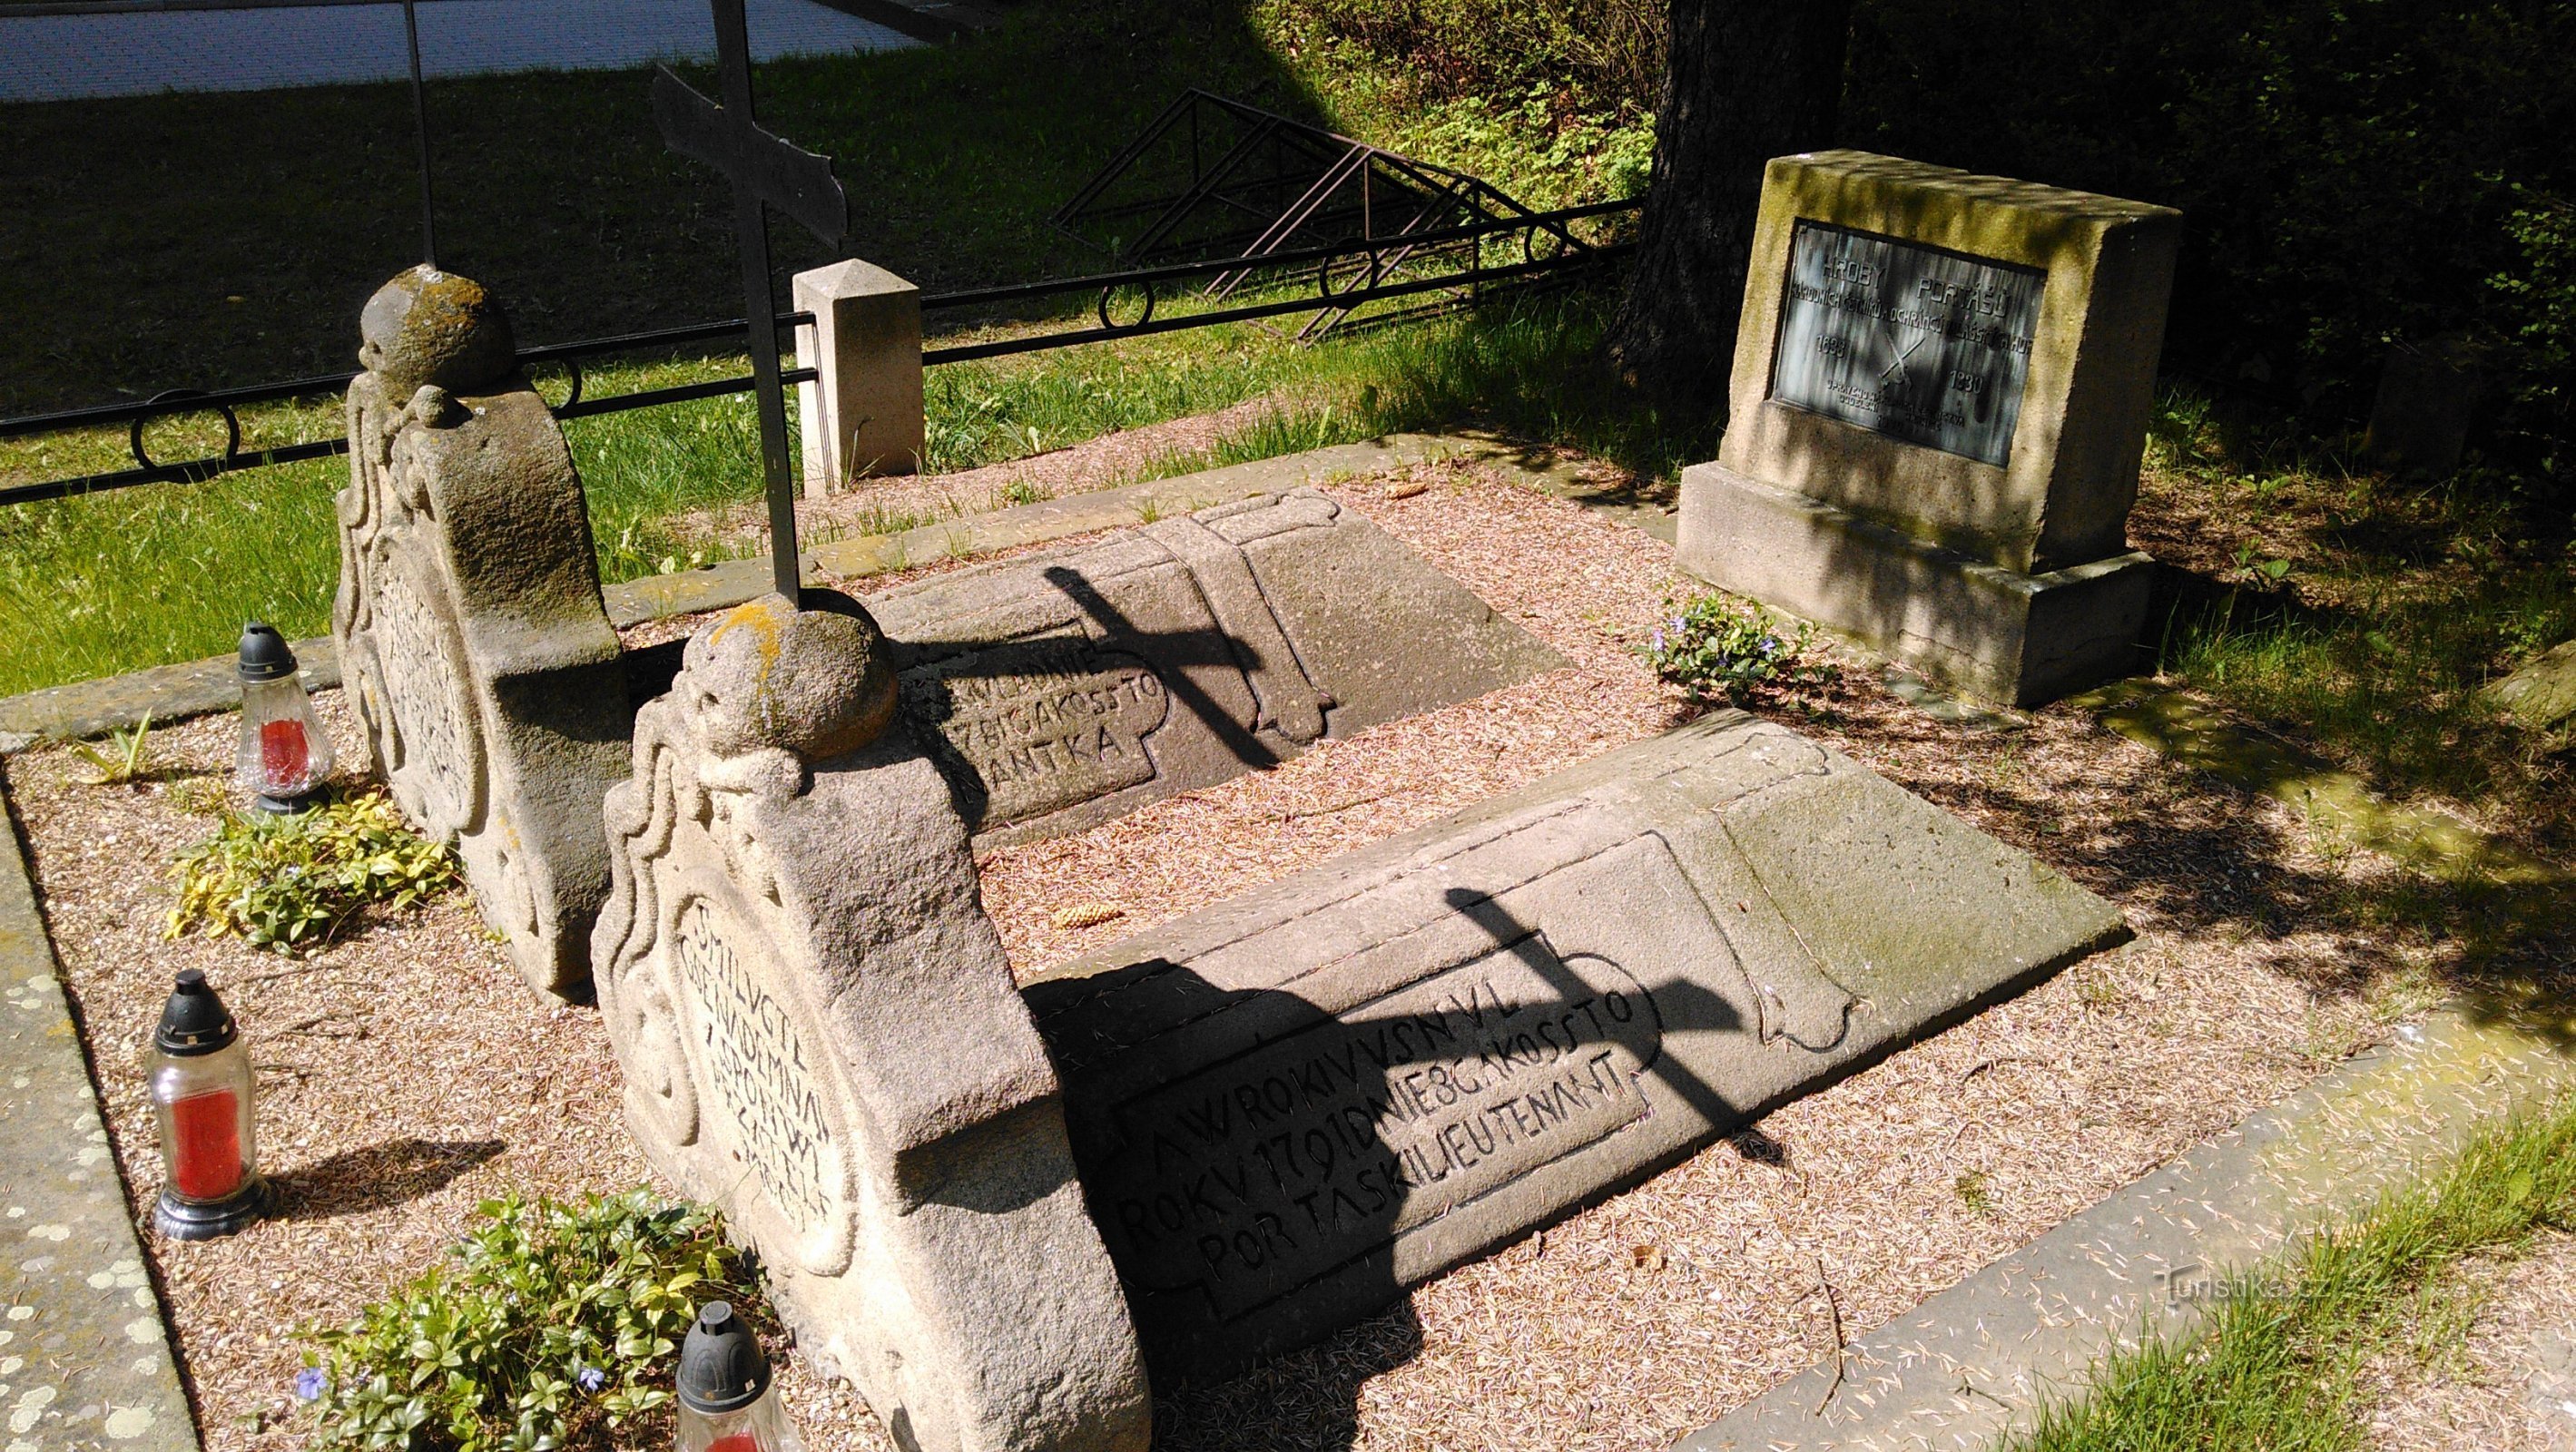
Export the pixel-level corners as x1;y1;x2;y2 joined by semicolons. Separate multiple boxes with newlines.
335;266;633;996
866;488;1564;842
1026;711;2129;1382
1679;151;2181;704
594;594;1149;1452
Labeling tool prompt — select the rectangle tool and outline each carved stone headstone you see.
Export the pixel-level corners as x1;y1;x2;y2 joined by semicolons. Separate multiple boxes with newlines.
869;488;1563;841
1025;711;2130;1382
335;266;633;996
593;594;1149;1452
1678;151;2181;705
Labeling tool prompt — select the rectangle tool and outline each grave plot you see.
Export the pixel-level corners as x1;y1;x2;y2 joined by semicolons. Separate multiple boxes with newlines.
329;267;1557;999
5;459;2424;1452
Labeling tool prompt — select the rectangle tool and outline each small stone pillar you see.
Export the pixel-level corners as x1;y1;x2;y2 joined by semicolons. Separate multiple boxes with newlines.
2362;336;2480;476
794;259;924;493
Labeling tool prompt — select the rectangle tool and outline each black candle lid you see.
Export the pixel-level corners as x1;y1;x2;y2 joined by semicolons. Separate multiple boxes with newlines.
676;1301;771;1414
237;623;299;684
156;969;238;1056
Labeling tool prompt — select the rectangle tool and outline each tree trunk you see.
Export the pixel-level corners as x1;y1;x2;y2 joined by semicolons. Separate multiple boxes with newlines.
1608;0;1850;414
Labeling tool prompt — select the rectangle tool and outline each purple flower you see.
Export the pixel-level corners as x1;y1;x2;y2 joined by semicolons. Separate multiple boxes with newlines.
1650;628;1666;653
575;1365;609;1395
292;1368;328;1403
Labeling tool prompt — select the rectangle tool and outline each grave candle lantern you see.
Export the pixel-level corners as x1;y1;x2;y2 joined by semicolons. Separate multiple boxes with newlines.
149;968;264;1241
675;1302;802;1452
235;622;333;812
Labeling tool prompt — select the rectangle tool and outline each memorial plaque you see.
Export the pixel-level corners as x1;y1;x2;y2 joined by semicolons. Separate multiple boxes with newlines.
1686;152;2179;702
1768;221;2043;466
899;636;1170;826
1029;711;2131;1382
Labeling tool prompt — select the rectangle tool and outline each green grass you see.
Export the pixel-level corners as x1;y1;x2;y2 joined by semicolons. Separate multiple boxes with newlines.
0;3;1327;416
0;286;1695;699
0;0;1673;701
2011;1092;2576;1452
2136;385;2576;858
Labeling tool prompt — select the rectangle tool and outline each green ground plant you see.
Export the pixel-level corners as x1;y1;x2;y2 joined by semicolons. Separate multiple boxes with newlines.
1643;594;1839;708
64;711;153;785
298;1191;766;1452
2011;1093;2576;1451
165;790;460;954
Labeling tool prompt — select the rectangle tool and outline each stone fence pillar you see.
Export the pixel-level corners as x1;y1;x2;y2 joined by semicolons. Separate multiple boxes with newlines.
794;259;924;493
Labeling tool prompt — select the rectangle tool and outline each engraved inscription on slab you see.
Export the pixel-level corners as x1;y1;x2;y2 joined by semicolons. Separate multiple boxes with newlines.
1096;935;1660;1321
673;899;849;1260
900;636;1171;826
1768;221;2043;466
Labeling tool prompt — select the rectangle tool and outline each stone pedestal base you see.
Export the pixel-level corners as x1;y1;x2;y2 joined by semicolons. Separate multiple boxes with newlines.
1677;462;2153;707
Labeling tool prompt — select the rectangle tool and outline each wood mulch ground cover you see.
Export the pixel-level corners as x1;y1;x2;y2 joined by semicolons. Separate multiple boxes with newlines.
5;454;2447;1451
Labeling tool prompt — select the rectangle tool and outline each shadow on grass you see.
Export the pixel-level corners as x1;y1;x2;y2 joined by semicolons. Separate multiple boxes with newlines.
1761;669;2575;1057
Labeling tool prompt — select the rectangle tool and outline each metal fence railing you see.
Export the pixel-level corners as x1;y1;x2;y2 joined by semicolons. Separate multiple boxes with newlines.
0;195;1638;509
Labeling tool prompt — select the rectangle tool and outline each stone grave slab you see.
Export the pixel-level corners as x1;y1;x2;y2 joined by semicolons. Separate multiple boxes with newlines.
335;266;632;996
1679;151;2180;705
1025;711;2130;1383
865;487;1565;841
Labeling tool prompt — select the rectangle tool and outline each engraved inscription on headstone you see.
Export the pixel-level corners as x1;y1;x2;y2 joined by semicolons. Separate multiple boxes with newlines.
1768;221;2043;466
371;561;479;833
673;899;845;1243
1098;933;1660;1322
594;594;1154;1452
900;636;1171;825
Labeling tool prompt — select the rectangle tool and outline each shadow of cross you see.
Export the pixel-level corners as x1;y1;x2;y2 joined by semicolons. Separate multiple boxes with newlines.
651;0;849;605
1027;562;1293;770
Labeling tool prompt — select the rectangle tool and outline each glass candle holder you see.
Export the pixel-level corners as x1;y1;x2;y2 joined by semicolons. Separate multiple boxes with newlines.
236;623;333;813
676;1303;802;1452
150;969;264;1240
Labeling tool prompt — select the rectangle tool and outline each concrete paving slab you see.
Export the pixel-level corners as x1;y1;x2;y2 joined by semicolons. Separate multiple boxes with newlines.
0;0;914;103
0;796;198;1449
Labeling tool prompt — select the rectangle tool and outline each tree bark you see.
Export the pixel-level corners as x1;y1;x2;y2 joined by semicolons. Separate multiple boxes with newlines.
1608;0;1850;415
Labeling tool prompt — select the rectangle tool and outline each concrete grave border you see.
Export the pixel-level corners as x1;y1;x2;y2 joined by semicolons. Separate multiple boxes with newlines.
1678;1004;2576;1451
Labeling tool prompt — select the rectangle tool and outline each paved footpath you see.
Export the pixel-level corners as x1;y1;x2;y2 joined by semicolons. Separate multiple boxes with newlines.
0;0;916;103
0;810;194;1449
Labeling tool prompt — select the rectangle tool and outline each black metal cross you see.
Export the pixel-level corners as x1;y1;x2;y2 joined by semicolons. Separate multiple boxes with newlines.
653;0;848;605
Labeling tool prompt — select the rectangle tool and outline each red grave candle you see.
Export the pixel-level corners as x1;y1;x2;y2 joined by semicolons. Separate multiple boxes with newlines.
705;1437;762;1452
259;719;310;792
167;1088;243;1201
